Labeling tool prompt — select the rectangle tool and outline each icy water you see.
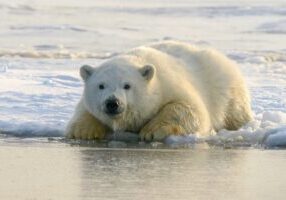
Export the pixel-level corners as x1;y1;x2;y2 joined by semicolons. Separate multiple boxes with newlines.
1;141;286;200
0;0;286;199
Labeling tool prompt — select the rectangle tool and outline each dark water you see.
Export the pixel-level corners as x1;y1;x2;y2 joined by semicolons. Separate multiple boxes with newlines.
0;140;286;200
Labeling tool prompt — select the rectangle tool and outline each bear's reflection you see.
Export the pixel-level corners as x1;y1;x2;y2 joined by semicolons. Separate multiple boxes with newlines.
77;148;246;200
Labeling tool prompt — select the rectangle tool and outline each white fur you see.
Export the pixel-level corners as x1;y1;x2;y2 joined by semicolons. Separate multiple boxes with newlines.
66;41;252;139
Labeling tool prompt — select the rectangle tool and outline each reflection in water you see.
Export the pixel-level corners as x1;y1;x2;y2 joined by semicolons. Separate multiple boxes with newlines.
77;149;286;200
78;149;245;200
1;143;286;200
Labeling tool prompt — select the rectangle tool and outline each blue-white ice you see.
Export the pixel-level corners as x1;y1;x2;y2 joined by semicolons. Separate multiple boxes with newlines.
0;0;285;148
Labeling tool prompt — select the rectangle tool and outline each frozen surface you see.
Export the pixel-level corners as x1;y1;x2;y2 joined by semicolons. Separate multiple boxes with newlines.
0;0;286;149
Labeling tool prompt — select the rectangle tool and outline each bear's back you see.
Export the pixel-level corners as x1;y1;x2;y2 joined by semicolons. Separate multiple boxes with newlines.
145;41;249;130
128;40;246;101
147;41;244;99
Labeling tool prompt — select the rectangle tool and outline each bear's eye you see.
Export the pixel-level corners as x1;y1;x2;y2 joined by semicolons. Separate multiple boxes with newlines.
124;83;131;90
98;84;105;90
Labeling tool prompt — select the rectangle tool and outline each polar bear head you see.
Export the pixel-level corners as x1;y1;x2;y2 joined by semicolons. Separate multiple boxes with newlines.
80;56;161;132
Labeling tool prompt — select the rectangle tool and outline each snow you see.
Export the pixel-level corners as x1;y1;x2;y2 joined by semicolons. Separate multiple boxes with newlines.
0;0;285;149
257;20;286;34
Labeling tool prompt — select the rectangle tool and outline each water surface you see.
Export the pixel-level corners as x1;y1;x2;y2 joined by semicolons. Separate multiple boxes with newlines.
1;141;285;200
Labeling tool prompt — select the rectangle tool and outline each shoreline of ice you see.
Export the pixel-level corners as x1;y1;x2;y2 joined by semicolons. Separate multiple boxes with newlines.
1;109;286;149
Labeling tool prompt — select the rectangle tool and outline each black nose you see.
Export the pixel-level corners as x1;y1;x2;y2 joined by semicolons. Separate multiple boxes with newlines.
105;99;120;115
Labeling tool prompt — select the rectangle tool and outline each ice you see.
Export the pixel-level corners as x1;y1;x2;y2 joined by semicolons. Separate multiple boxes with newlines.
163;110;286;149
257;20;286;34
0;122;63;137
261;111;286;127
164;135;198;147
0;49;116;59
10;24;89;32
263;127;286;148
0;0;285;149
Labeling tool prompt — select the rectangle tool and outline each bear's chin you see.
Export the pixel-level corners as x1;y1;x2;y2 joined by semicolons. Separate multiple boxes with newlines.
102;114;127;132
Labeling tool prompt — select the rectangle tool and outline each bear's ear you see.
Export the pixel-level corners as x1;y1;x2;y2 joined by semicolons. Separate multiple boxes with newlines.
140;64;155;81
80;65;94;81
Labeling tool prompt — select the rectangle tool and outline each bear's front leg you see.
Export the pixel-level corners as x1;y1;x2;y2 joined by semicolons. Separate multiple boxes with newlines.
66;110;110;140
140;102;209;141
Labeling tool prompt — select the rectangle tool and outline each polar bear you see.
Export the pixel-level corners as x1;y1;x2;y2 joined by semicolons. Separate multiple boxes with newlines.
65;41;252;141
